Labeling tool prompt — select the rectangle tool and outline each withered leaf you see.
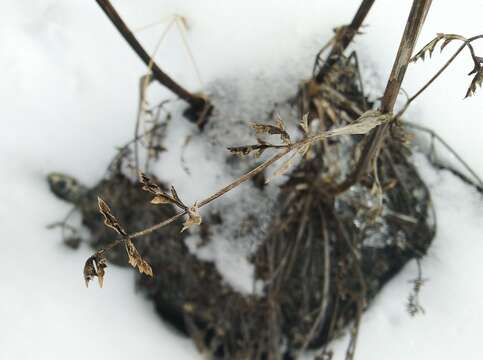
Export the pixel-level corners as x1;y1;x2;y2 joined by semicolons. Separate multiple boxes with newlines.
181;202;202;232
139;172;185;209
326;110;390;137
227;144;270;158
97;197;127;236
465;68;483;98
250;117;291;145
410;33;445;63
439;34;464;52
125;239;153;277
83;252;108;288
170;186;183;206
139;172;162;194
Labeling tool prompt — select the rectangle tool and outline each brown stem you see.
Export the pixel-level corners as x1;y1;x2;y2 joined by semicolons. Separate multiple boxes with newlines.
315;0;376;83
336;0;432;193
95;0;212;125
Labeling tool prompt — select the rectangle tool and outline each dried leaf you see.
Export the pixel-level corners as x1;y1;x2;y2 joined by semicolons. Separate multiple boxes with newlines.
250;117;291;145
96;255;107;288
83;252;108;288
125;239;153;277
410;33;444;63
227;144;269;158
439;34;464;52
182;202;202;232
150;193;183;207
140;172;185;209
83;256;96;288
97;197;127;236
275;116;291;145
299;113;309;135
170;186;183;206
326;110;390;137
139;172;162;195
465;68;483;98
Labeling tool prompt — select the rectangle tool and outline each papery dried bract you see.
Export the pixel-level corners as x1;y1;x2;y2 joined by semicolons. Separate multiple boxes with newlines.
182;202;202;232
97;197;127;236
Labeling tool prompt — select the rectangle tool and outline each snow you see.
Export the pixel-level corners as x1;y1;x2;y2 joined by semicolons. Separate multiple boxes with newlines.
1;0;483;359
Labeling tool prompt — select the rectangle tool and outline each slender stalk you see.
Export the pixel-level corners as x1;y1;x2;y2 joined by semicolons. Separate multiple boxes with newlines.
95;0;210;117
315;0;376;83
336;0;432;193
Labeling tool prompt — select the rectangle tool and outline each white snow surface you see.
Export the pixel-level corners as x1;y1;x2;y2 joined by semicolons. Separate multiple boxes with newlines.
1;0;483;359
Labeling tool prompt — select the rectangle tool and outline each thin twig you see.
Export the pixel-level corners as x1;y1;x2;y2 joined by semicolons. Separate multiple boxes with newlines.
95;0;210;115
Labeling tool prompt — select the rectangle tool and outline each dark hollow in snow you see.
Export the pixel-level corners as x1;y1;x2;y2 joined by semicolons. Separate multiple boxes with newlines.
49;53;435;359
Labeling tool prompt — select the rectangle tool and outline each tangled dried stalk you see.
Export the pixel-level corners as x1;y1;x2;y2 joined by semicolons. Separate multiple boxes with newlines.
76;0;483;359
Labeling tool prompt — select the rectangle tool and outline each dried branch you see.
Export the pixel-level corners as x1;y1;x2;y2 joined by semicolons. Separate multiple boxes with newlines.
314;0;376;83
85;109;392;285
336;0;433;194
95;0;212;126
398;33;483;114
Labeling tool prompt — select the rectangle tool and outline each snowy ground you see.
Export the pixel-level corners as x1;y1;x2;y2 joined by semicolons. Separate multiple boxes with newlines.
1;1;483;359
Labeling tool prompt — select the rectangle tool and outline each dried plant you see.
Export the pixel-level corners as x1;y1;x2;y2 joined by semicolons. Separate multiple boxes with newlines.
74;1;483;359
406;260;427;316
84;109;391;287
408;32;483;101
84;196;153;287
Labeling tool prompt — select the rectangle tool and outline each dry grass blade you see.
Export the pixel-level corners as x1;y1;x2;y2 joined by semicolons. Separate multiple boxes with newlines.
125;239;153;276
97;197;127;236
